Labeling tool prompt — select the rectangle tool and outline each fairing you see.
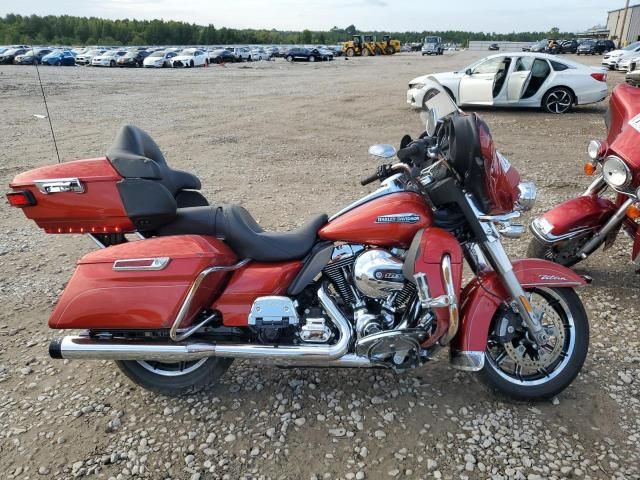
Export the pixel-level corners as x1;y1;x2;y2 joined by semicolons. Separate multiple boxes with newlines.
452;259;586;353
606;83;640;176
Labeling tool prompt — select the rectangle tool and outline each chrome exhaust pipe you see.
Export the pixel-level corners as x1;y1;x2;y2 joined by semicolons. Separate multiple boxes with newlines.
49;284;355;364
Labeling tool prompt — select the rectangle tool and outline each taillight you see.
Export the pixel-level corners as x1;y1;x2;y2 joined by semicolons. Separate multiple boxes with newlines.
591;72;607;82
6;190;36;207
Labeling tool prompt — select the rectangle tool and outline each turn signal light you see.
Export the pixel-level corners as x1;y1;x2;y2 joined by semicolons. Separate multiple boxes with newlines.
584;163;596;176
627;204;640;221
6;191;36;207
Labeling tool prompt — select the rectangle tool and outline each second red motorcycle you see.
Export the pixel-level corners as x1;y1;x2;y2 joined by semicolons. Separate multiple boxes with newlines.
529;82;640;267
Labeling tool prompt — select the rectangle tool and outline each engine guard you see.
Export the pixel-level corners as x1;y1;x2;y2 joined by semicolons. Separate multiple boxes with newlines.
531;195;616;244
449;258;587;371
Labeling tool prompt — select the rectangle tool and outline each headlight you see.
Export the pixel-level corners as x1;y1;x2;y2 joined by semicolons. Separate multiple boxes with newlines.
517;181;537;211
409;83;425;90
602;155;631;188
587;140;606;160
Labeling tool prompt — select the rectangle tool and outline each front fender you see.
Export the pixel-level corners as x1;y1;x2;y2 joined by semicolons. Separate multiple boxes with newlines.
451;258;586;354
532;195;615;242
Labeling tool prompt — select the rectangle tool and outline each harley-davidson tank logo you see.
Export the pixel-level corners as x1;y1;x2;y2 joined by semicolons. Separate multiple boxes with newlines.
375;213;420;224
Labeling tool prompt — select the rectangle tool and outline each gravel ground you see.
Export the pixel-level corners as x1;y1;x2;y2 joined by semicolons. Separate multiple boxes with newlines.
0;52;639;480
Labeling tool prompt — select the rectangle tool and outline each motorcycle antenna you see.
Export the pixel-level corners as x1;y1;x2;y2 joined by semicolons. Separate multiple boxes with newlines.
33;53;61;163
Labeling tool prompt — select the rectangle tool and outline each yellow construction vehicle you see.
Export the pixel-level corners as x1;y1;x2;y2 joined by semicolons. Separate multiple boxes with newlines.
372;35;401;55
343;35;377;57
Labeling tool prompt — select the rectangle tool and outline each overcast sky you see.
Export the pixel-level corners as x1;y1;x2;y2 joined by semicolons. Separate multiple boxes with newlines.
1;0;620;33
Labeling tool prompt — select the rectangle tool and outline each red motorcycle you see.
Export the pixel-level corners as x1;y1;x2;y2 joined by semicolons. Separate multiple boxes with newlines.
7;84;589;400
529;82;640;266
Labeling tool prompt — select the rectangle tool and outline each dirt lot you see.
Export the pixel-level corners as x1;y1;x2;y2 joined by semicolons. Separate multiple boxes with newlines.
0;51;639;480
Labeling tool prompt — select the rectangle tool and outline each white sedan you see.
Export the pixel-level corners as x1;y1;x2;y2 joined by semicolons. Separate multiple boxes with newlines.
170;48;208;67
143;50;178;68
91;50;127;67
407;52;608;114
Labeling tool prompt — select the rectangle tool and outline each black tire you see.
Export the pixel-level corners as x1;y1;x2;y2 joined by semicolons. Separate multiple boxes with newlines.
480;287;589;401
345;48;355;57
190;60;194;67
116;358;233;396
54;60;61;66
110;60;115;67
542;87;573;114
362;48;371;57
526;235;586;267
386;46;394;55
375;47;383;55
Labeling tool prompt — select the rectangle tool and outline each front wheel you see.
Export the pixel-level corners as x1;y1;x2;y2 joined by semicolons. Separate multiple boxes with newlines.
116;357;233;396
526;234;589;267
481;287;589;400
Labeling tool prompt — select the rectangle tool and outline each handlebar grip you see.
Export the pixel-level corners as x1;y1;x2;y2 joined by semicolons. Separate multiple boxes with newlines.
360;172;380;186
396;142;421;162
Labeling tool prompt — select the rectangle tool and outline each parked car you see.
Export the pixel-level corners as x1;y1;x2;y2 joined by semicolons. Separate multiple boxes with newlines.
577;39;608;56
317;47;335;61
41;49;76;66
75;49;106;65
143;50;177;68
559;40;578;54
92;50;126;67
0;47;28;64
14;48;53;65
209;49;236;64
249;47;271;61
626;67;640;86
530;41;547;53
407;52;608;114
617;54;640;72
521;43;533;52
284;47;324;62
171;48;208;67
602;41;640;70
228;47;252;61
116;50;150;67
488;43;500;51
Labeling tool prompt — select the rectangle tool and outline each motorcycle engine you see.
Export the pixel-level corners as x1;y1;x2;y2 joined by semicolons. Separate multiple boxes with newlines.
322;245;417;339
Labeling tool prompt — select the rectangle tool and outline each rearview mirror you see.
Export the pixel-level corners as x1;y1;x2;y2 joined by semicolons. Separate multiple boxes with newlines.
368;144;397;159
465;68;472;75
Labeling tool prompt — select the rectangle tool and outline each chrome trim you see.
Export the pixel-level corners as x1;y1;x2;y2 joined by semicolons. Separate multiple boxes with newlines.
516;181;537;211
602;155;632;189
34;178;84;194
576;197;635;259
439;255;459;345
582;175;607;196
329;173;408;221
530;218;596;244
450;350;484;372
113;257;170;271
50;283;354;363
169;258;251;341
88;234;106;249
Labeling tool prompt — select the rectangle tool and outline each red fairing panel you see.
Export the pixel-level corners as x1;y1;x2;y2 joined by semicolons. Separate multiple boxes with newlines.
540;195;617;235
49;236;236;330
452;259;586;353
409;228;463;347
606;84;640;175
319;192;433;248
212;261;302;326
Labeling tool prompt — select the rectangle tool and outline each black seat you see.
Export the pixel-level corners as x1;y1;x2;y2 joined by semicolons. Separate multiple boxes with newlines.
156;205;328;262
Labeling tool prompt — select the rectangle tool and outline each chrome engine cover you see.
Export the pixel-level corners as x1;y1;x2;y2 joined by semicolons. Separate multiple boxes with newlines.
353;249;405;299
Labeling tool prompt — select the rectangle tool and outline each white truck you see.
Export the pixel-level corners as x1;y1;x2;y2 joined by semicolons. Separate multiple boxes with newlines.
421;36;444;56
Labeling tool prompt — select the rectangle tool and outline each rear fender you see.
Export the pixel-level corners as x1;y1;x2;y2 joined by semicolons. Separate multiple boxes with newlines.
452;258;586;355
532;195;616;242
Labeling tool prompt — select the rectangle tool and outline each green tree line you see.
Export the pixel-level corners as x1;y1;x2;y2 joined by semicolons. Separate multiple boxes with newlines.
0;14;576;46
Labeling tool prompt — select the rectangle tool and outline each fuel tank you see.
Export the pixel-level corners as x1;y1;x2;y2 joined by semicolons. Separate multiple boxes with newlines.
318;192;432;248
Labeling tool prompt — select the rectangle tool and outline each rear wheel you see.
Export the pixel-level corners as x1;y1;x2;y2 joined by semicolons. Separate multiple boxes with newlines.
481;287;589;400
542;87;573;114
362;48;371;57
386;46;394;55
116;357;233;396
345;48;355;57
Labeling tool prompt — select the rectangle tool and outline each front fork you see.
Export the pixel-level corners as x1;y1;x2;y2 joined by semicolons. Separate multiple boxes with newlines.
480;234;549;346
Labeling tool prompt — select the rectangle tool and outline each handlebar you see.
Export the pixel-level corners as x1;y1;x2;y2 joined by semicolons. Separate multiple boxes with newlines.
360;171;382;186
397;142;422;162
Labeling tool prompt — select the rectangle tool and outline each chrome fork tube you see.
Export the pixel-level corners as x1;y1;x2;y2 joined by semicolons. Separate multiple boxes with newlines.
576;197;635;259
582;174;607;196
481;238;548;346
